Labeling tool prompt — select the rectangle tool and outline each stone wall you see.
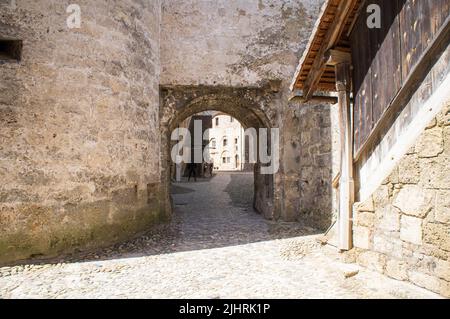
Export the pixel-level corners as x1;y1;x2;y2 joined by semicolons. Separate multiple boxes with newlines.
282;100;335;230
160;0;334;228
161;0;322;87
352;102;450;297
0;0;164;264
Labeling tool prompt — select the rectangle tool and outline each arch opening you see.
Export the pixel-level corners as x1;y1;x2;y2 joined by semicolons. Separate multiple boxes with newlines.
160;86;276;220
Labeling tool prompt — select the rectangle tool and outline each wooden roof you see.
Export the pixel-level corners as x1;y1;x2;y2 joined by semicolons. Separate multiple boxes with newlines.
290;0;363;98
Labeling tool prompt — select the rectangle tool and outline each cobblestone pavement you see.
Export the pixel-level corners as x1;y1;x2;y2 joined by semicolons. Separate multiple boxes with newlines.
0;173;441;299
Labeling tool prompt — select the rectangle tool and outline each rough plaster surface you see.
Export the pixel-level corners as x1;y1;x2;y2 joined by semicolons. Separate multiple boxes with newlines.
161;0;322;87
0;0;164;264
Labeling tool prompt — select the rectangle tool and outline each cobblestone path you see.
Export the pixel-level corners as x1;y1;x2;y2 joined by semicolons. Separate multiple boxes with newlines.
0;173;440;299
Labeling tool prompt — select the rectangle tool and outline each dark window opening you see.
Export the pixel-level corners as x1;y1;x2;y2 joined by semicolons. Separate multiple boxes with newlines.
0;39;22;62
215;118;219;126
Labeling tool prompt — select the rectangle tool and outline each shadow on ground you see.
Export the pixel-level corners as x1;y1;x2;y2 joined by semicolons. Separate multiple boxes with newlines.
10;173;322;267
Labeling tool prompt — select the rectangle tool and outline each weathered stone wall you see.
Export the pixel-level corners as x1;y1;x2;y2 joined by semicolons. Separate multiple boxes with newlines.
161;0;322;87
0;0;164;264
282;100;335;230
160;0;334;228
352;101;450;297
159;85;279;220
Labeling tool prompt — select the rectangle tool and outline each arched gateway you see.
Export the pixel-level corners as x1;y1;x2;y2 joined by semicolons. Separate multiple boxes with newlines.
159;85;279;220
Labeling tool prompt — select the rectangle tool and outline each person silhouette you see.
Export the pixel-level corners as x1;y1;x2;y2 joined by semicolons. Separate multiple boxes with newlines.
187;163;197;182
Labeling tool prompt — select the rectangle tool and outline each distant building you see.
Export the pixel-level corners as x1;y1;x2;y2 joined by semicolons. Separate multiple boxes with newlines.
208;114;245;171
171;113;213;180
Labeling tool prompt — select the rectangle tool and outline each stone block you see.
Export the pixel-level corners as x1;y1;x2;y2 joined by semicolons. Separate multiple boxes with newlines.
440;279;450;298
372;185;391;208
393;185;434;218
408;271;441;293
424;223;450;252
355;211;376;228
397;154;420;184
354;197;375;213
435;260;450;281
419;158;450;189
400;215;423;245
373;234;402;258
435;190;450;224
436;103;450;127
385;259;408;281
353;226;371;250
376;204;400;232
416;127;444;158
418;243;450;261
356;251;386;273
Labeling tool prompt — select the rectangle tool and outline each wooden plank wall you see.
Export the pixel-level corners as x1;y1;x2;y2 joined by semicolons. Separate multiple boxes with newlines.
351;0;449;153
351;12;373;150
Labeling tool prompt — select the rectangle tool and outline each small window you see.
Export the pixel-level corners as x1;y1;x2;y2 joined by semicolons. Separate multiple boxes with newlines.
215;118;219;126
211;140;216;148
235;138;238;144
0;39;22;62
230;117;234;123
223;139;228;147
222;157;226;164
227;157;231;163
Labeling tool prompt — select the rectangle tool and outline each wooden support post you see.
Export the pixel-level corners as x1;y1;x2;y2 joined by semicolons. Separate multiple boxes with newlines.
335;61;354;251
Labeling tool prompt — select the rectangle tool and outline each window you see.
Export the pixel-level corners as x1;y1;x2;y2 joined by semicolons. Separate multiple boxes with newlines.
230;117;234;123
235;138;238;144
223;139;228;147
215;118;219;126
0;39;22;62
223;157;226;164
211;139;216;148
227;157;231;163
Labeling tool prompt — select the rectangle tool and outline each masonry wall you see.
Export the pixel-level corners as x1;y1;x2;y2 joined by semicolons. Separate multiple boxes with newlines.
352;102;450;297
161;0;322;87
282;101;335;230
0;1;164;264
160;0;333;227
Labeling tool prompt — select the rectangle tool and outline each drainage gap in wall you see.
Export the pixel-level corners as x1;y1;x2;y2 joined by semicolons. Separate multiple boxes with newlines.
0;39;22;62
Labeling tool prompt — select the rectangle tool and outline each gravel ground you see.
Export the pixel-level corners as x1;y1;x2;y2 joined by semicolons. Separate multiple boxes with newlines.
0;173;441;299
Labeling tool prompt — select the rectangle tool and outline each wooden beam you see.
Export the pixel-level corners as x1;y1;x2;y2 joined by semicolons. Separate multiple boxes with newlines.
303;0;357;100
332;171;341;189
336;61;354;251
325;49;351;66
289;90;338;104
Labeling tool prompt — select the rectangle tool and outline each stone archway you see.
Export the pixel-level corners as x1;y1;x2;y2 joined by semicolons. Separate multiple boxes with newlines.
159;85;279;220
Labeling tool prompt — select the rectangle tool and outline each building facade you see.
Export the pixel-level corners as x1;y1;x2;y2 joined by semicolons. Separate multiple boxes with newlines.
208;114;245;171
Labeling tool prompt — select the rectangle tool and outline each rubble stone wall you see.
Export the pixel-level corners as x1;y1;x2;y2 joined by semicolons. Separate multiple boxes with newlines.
352;102;450;297
0;0;164;265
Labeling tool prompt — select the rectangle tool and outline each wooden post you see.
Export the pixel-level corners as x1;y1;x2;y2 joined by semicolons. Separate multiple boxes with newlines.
335;61;354;251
